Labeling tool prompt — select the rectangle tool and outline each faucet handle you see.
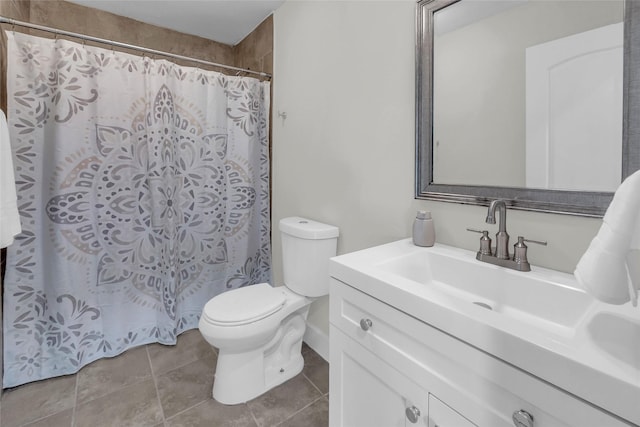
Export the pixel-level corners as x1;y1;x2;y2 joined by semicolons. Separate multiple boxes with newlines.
521;237;547;246
466;228;484;234
513;236;547;267
466;228;492;255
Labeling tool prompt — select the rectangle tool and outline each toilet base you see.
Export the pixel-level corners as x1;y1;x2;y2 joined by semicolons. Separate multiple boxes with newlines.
211;309;309;405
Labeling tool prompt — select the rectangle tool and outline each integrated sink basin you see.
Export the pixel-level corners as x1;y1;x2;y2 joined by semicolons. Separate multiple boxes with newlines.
329;238;640;426
376;245;593;334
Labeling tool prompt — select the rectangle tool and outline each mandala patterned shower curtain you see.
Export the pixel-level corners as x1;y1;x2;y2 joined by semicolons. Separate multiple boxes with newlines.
3;32;271;388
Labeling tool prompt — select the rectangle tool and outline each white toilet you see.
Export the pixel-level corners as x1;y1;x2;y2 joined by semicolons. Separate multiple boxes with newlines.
198;216;339;405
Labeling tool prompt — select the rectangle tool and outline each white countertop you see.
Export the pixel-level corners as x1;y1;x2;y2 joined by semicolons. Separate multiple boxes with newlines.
329;239;640;426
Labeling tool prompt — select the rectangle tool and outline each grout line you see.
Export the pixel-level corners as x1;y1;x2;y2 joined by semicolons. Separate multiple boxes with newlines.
302;372;324;396
269;364;326;427
164;400;203;423
68;348;154;407
13;374;80;427
145;344;168;426
272;395;325;427
150;331;211;377
71;373;78;427
247;399;262;427
13;408;73;427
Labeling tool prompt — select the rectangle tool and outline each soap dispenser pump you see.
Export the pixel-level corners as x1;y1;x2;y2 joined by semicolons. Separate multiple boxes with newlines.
413;210;435;247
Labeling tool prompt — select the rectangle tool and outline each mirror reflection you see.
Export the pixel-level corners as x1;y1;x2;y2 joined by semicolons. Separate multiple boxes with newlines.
432;0;624;192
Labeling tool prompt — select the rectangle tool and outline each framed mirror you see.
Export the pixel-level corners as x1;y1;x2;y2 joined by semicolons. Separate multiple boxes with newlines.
416;0;640;217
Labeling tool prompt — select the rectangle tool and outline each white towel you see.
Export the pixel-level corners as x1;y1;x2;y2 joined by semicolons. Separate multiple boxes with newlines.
0;109;21;248
575;169;640;306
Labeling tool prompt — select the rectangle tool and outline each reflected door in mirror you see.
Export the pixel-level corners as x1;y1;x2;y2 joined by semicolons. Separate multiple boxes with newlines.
526;22;622;192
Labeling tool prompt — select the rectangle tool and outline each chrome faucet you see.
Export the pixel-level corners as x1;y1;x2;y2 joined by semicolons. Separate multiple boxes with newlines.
486;199;509;260
466;199;547;272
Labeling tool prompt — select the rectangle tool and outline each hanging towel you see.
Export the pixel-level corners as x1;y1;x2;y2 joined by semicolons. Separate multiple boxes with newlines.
574;169;640;306
0;109;21;247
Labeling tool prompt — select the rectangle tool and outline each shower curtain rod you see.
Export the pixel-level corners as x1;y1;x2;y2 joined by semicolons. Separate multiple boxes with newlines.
0;16;272;79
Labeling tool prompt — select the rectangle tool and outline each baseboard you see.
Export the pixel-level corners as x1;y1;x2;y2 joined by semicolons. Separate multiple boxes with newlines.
303;322;329;362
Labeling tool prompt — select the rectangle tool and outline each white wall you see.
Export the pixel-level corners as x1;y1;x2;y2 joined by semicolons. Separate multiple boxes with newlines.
272;0;602;342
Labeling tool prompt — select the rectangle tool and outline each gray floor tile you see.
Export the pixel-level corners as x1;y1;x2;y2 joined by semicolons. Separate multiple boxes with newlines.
277;397;329;427
74;379;163;427
156;357;216;419
22;408;73;427
167;399;258;427
0;374;76;427
302;344;329;395
0;339;328;427
147;329;216;376
246;373;323;427
76;345;152;404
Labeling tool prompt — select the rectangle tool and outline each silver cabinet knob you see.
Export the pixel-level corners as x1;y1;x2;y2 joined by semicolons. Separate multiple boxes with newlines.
512;410;534;427
405;406;421;424
359;318;373;331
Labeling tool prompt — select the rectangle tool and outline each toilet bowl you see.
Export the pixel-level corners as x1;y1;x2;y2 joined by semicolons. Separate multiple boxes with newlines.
198;217;339;405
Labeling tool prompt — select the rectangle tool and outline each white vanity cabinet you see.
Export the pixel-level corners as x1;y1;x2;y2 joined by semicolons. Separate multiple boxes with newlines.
428;395;477;427
329;277;630;427
331;326;430;426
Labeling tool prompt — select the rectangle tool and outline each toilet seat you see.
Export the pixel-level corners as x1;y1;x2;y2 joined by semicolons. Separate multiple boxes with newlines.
202;283;286;326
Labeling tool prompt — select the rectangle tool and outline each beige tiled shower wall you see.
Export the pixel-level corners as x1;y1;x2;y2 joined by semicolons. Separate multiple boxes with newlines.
0;0;274;109
0;0;273;396
235;16;274;77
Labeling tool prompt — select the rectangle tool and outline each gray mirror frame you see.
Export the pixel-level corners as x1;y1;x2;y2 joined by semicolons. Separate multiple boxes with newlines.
416;0;640;217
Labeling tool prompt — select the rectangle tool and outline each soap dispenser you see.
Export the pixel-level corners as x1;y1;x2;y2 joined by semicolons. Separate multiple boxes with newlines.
413;210;435;247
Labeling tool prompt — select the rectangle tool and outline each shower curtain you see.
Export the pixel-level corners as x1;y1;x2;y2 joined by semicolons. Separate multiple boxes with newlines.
3;32;271;388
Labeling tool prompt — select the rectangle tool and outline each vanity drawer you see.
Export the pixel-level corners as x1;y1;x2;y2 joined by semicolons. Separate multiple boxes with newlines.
329;278;631;427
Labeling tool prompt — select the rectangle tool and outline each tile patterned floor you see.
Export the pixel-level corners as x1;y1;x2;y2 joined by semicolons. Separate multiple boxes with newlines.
0;330;329;427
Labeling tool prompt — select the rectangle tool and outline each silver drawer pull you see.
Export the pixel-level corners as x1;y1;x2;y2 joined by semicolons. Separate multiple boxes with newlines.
359;318;373;331
512;409;534;427
405;406;421;423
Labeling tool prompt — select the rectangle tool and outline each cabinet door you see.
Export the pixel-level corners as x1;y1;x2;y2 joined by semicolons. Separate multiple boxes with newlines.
330;326;429;427
428;394;477;427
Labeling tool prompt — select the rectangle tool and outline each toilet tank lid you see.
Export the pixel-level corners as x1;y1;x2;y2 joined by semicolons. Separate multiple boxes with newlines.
279;217;339;239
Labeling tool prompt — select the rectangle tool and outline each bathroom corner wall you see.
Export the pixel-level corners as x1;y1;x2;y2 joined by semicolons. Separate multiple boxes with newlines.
12;1;235;65
0;0;246;110
0;0;30;111
235;15;274;76
235;15;274;196
272;0;602;355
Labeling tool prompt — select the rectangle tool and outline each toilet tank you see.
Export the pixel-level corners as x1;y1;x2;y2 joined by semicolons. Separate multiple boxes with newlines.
279;217;339;297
